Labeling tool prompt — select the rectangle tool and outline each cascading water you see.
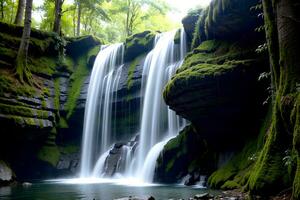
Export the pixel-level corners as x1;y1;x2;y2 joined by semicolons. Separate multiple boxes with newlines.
79;28;187;183
80;43;124;177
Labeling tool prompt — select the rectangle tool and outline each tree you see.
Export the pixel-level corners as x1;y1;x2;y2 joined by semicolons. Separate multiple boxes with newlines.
247;0;300;198
111;0;170;37
0;0;4;19
14;0;25;25
15;0;33;84
75;0;109;36
53;0;64;33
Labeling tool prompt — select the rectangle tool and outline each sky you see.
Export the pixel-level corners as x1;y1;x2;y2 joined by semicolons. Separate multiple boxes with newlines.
33;0;212;23
166;0;212;22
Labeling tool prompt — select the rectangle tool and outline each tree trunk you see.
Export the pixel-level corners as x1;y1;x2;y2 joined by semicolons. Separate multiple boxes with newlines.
276;0;300;198
76;1;81;36
248;0;300;198
1;0;4;20
53;0;64;34
73;4;76;36
14;0;25;25
15;0;33;84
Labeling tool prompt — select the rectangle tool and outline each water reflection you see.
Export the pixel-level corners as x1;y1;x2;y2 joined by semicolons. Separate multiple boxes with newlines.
0;180;218;200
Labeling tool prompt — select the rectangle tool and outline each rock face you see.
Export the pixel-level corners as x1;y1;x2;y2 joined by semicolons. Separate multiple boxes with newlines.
155;126;214;183
0;22;101;180
0;22;156;181
161;0;268;185
0;161;15;185
164;38;267;146
184;0;262;49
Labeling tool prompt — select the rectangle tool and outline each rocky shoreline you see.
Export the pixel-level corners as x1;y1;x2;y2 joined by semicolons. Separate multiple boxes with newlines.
113;189;293;200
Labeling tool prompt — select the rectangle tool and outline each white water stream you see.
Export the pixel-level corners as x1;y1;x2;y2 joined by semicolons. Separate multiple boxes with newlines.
79;28;187;183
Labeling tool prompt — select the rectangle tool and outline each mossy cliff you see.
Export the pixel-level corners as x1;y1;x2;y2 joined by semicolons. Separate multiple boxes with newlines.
162;0;300;198
0;22;101;181
0;22;156;183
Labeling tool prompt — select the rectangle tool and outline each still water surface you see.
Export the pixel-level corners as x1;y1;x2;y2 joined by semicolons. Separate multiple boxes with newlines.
0;179;219;200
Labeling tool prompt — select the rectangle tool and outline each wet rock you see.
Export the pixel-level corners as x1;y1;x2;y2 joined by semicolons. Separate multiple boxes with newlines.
66;35;101;58
22;182;32;187
0;161;15;185
124;31;156;62
194;193;209;199
56;153;79;174
114;196;154;200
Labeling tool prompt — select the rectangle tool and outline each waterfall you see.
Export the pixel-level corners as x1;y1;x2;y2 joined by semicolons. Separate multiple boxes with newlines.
79;28;187;182
134;29;187;182
80;43;124;177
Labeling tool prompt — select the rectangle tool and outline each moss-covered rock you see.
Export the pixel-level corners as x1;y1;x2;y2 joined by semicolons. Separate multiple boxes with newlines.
65;35;102;58
189;0;262;48
154;125;215;183
124;31;156;62
164;38;267;145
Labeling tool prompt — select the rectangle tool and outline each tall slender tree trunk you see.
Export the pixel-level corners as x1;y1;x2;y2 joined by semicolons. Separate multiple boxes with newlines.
1;0;4;20
14;0;25;25
53;0;64;34
76;1;81;36
15;0;33;84
73;4;76;36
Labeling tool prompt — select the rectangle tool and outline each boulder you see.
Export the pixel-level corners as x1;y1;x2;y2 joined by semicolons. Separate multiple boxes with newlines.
124;31;156;62
155;126;215;183
0;161;15;185
163;38;267;146
65;35;102;58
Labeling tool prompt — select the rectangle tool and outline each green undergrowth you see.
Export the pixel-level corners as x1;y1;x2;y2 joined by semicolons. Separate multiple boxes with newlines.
208;106;273;190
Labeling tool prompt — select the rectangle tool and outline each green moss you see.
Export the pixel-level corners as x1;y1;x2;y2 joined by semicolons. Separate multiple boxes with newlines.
208;139;258;189
37;145;60;167
0;103;53;120
28;56;57;76
156;125;213;180
127;55;144;90
58;117;68;128
58;56;74;73
292;94;300;199
54;78;60;110
208;108;273;190
59;145;79;154
87;46;101;62
65;55;89;119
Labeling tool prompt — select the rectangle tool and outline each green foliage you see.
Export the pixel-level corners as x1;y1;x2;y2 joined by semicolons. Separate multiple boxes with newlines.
36;0;178;43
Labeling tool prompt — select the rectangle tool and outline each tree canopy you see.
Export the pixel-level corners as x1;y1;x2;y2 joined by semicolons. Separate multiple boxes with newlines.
0;0;180;43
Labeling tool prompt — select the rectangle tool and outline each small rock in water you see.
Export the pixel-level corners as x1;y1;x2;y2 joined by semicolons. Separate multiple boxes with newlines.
148;196;155;200
194;193;209;199
22;182;32;187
